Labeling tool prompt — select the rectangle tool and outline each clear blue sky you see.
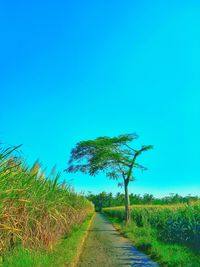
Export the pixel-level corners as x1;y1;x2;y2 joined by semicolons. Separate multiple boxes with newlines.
1;0;200;196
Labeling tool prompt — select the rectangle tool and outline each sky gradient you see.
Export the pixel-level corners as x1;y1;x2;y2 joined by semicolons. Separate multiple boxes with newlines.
1;0;200;196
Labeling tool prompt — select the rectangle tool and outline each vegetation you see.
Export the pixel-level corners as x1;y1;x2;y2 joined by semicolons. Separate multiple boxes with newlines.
87;191;200;211
2;139;199;266
103;204;200;266
67;133;152;222
0;145;94;265
2;215;93;267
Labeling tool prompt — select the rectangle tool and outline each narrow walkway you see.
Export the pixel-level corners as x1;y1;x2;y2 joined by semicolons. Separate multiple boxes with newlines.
78;213;159;267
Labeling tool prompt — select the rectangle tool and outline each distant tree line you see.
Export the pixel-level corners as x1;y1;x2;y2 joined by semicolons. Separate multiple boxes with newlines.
86;192;199;211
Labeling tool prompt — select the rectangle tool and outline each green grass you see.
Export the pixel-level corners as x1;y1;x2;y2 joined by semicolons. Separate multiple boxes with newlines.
103;204;200;253
105;215;200;267
2;215;93;267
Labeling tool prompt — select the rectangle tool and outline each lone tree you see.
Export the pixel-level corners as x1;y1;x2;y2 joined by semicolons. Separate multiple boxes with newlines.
66;134;153;222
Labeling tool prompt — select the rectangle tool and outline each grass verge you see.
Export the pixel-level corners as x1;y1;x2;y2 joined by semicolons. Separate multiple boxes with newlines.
104;215;200;267
2;214;94;267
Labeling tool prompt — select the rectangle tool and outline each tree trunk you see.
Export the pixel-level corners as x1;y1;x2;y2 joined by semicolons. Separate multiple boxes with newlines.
124;181;130;223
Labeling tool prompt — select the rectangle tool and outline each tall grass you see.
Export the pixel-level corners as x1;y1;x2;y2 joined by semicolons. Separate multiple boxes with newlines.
0;145;93;257
103;203;200;254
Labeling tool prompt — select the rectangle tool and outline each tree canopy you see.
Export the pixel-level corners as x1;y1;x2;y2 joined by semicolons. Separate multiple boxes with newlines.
67;133;152;182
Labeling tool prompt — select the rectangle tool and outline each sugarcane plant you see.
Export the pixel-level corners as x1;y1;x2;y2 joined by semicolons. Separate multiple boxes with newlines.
0;144;93;255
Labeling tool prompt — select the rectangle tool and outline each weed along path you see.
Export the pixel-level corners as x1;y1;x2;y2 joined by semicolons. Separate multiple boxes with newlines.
78;213;159;267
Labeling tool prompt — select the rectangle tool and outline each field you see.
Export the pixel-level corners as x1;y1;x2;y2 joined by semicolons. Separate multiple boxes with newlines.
103;203;200;266
0;146;94;266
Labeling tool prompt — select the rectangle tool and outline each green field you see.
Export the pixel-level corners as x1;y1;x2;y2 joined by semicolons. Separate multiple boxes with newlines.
103;204;200;266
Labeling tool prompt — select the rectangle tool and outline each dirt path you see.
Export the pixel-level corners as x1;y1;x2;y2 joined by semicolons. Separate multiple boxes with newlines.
78;213;159;267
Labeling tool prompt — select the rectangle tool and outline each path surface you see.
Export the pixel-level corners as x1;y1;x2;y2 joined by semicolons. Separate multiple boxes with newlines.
78;213;159;267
